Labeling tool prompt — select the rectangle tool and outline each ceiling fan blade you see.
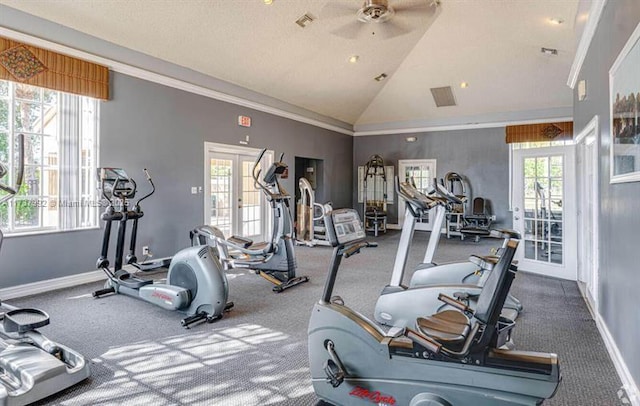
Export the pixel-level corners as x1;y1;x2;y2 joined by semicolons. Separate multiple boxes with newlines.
393;0;440;18
373;19;410;40
321;1;360;21
331;21;368;40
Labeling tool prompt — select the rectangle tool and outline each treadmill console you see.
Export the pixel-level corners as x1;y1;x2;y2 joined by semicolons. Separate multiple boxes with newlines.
324;209;366;247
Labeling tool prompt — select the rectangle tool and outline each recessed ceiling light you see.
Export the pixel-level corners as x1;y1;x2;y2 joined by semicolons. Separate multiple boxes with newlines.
349;55;359;64
548;18;564;25
264;0;273;4
460;82;469;89
374;73;388;82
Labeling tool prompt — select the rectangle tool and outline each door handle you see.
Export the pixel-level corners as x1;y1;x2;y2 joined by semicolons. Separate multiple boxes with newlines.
514;216;520;221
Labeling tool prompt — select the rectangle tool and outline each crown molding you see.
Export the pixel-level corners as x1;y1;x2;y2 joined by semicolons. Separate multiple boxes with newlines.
567;0;608;89
354;107;573;136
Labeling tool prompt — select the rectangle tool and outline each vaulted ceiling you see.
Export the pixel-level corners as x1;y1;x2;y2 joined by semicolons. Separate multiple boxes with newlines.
0;0;581;130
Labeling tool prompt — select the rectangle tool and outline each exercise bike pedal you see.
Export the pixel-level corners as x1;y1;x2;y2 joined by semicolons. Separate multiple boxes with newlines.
324;359;344;388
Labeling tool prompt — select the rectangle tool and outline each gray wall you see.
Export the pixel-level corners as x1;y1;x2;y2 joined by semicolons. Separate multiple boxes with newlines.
353;127;510;225
0;72;352;287
573;1;640;386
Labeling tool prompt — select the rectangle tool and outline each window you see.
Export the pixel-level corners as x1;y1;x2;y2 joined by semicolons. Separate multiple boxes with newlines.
0;80;100;234
509;139;574;210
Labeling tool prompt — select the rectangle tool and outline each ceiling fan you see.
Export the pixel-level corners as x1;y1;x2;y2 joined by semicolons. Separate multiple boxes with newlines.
321;0;441;40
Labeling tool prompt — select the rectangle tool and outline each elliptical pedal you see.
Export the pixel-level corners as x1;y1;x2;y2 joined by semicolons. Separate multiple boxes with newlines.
3;308;50;334
272;276;310;293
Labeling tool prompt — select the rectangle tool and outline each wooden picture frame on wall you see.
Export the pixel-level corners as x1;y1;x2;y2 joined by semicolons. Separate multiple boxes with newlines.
609;22;640;183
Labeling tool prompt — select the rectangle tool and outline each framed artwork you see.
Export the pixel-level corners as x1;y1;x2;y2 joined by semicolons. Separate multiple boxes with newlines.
610;22;640;183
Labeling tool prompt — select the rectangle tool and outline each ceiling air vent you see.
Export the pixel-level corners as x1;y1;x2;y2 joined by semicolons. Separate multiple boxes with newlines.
296;13;314;28
430;86;457;107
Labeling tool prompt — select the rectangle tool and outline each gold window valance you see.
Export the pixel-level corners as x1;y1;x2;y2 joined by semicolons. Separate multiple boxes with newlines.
0;36;109;100
505;122;573;144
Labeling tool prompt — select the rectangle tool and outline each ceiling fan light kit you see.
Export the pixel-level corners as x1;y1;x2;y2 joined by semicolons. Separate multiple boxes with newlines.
357;0;395;23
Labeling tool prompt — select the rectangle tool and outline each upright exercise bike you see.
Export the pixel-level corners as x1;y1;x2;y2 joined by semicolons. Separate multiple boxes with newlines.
93;168;232;328
195;149;308;293
373;179;522;328
309;208;561;406
0;134;90;405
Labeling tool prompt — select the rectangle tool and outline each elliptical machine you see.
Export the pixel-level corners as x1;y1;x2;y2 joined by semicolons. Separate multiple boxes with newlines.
0;134;90;405
194;149;308;293
93;168;233;328
309;208;561;406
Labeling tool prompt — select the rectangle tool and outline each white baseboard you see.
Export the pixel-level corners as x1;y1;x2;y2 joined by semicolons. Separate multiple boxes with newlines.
386;223;401;230
595;313;640;405
0;270;106;300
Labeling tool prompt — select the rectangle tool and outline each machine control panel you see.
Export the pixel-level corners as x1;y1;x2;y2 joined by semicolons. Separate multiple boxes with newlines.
98;167;134;198
324;209;366;246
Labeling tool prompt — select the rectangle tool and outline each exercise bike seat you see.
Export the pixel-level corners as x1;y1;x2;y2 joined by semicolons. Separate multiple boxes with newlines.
416;310;470;347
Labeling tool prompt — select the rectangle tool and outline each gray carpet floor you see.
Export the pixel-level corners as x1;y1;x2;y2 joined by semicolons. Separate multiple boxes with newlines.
9;230;623;405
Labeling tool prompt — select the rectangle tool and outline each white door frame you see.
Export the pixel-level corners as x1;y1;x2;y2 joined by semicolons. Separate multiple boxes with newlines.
575;116;600;310
512;145;577;280
204;142;273;239
398;159;437;231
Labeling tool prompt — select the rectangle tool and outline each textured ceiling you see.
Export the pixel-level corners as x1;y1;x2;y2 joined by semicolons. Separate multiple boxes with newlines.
0;0;579;128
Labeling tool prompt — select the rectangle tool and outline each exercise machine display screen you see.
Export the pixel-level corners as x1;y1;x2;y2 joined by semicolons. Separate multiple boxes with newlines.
325;209;366;246
99;167;130;181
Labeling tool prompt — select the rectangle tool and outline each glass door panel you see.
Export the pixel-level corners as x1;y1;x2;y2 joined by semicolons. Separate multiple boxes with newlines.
398;159;436;231
513;146;576;280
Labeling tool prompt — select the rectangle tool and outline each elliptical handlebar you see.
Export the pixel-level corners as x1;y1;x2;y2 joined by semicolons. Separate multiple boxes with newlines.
135;168;155;207
252;149;270;195
0;133;24;204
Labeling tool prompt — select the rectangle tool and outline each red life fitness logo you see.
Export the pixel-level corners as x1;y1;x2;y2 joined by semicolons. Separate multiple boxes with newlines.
349;386;396;405
151;291;173;302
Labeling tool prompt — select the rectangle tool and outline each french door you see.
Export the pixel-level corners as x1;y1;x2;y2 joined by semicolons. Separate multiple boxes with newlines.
398;159;437;231
204;144;272;240
576;118;599;309
512;146;576;280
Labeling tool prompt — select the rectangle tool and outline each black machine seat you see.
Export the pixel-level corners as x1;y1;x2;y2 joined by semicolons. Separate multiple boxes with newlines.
416;310;470;348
